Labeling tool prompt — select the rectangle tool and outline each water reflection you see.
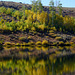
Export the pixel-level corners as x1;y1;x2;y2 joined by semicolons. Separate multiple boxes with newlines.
1;46;75;59
0;46;75;75
0;54;75;75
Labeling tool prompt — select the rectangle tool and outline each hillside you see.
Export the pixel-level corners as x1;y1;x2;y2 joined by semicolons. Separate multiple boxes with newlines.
0;1;75;50
0;1;75;75
0;1;75;17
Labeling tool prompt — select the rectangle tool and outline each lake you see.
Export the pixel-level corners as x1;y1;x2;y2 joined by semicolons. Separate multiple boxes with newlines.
0;46;75;75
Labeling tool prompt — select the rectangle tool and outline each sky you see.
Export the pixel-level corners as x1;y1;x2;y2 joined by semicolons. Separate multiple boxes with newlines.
1;0;75;7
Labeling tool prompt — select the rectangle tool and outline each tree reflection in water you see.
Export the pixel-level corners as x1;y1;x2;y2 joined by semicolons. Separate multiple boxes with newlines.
0;53;75;75
0;46;75;75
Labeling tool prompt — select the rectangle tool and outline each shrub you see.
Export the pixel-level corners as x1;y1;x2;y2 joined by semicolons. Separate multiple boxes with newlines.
55;37;62;40
36;41;42;46
50;27;57;31
49;33;57;38
16;43;20;46
58;41;64;45
33;31;37;35
59;28;62;32
65;41;70;45
0;41;3;44
51;34;57;38
52;42;57;46
59;46;64;50
71;37;75;42
38;25;46;31
0;7;6;13
46;36;49;38
22;42;26;46
42;40;49;46
42;46;48;51
49;32;54;36
49;30;54;33
11;43;15;45
70;42;74;45
4;42;15;47
28;36;32;40
28;42;35;46
31;27;36;31
0;38;4;44
19;37;26;41
35;46;41;50
4;42;11;45
6;8;13;15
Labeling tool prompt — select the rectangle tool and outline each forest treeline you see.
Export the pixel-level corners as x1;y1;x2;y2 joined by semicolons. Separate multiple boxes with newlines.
0;0;75;34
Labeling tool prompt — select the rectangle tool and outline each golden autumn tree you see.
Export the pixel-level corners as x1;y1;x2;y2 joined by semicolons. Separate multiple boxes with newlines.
37;11;48;24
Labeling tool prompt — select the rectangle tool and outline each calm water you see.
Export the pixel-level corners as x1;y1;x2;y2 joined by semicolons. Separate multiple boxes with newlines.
0;46;75;75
